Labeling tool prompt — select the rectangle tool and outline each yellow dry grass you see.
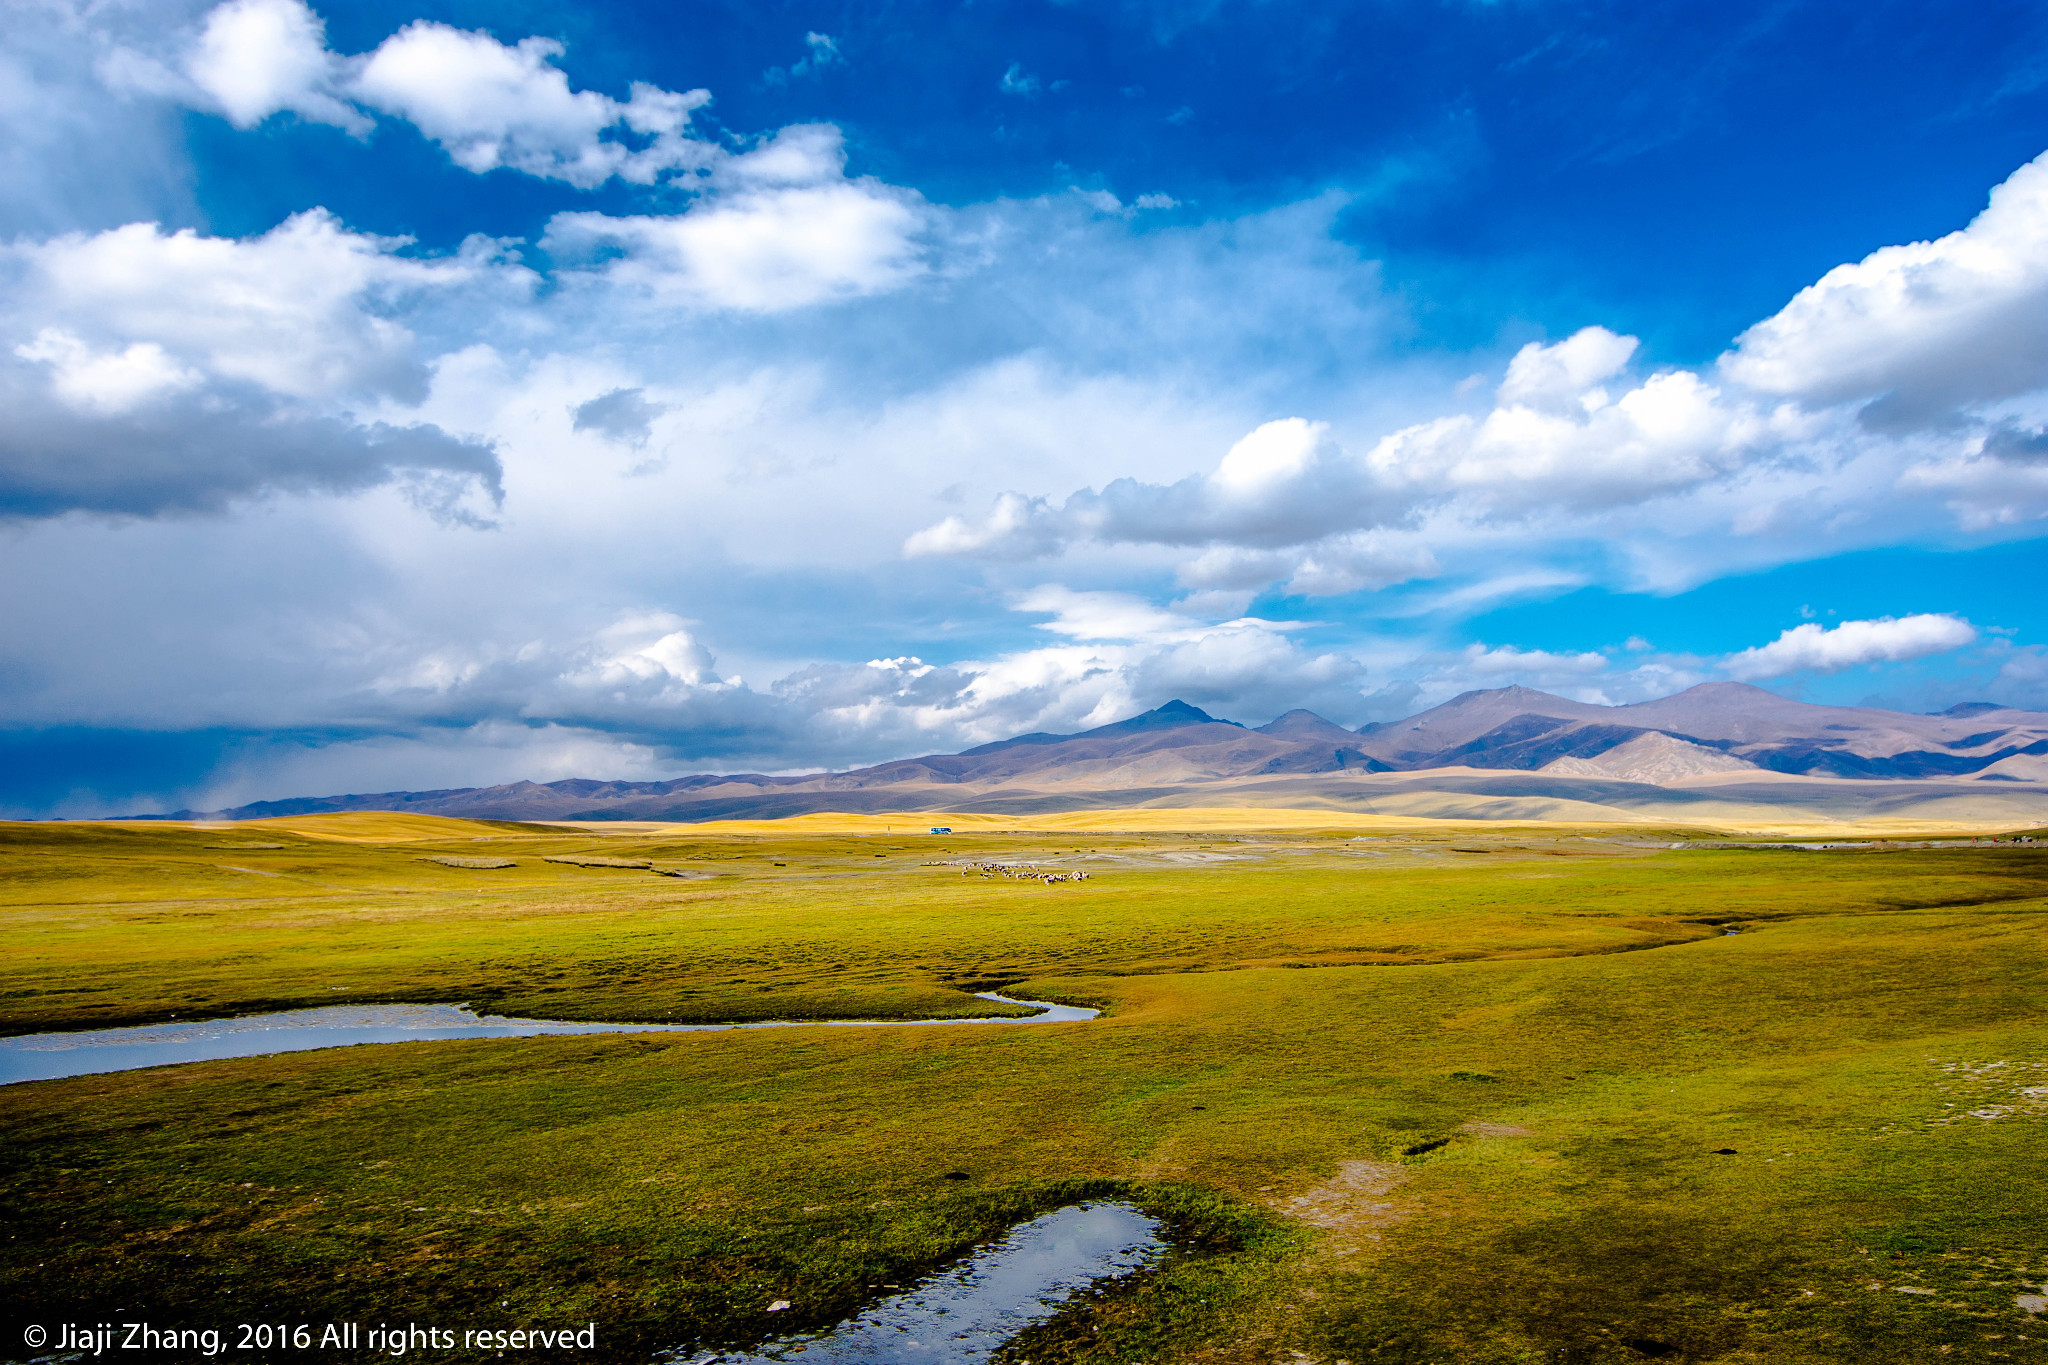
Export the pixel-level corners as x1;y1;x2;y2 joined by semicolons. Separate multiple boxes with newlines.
548;809;1502;837
163;812;542;842
550;804;2035;839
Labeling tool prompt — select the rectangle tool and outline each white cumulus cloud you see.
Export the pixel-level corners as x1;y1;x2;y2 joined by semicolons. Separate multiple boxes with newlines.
1496;325;1637;410
581;613;731;688
1722;150;2048;424
1367;333;1778;512
1213;416;1325;491
351;22;713;187
168;0;718;188
4;210;491;403
544;129;934;311
186;0;368;133
905;414;1406;570
1722;614;1978;680
905;328;1791;592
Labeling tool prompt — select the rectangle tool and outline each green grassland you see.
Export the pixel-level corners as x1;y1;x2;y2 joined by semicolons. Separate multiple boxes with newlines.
2;816;2045;1364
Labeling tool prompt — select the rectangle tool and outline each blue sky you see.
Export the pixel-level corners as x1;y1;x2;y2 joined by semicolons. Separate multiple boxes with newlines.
5;0;2048;815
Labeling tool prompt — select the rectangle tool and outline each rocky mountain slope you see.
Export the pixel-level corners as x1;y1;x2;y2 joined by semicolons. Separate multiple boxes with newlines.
154;684;2048;824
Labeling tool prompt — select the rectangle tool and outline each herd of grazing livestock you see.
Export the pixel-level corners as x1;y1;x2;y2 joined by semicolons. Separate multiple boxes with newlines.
935;860;1090;885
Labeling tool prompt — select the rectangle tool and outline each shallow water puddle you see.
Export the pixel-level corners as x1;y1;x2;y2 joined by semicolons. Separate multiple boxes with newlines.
0;993;1096;1085
664;1201;1163;1364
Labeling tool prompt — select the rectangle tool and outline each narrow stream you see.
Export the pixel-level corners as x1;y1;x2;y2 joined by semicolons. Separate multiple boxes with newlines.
662;1201;1165;1364
0;993;1097;1085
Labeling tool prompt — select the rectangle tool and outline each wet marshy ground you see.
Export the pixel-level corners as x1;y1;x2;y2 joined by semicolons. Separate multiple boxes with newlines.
664;1201;1165;1364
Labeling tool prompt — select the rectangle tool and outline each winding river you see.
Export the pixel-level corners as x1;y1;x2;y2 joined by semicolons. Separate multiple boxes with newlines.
0;992;1097;1085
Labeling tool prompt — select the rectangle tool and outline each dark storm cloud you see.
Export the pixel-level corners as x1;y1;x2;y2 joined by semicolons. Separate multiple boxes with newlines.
0;369;502;521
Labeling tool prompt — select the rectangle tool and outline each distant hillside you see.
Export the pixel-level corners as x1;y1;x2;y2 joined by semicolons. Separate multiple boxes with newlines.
1350;682;2048;780
143;685;2048;824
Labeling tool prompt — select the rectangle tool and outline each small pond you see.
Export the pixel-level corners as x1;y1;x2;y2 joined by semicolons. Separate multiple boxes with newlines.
663;1201;1165;1364
0;993;1097;1086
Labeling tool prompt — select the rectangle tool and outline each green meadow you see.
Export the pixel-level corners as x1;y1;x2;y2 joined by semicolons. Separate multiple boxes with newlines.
2;814;2045;1364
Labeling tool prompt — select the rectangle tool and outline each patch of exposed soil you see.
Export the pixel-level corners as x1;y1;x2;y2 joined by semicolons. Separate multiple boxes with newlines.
1276;1160;1408;1246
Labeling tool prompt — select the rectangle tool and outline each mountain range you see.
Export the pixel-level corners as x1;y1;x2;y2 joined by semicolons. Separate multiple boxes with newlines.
152;683;2048;826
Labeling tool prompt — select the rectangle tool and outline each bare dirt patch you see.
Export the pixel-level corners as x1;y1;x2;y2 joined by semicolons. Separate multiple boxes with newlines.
1277;1160;1409;1247
418;855;517;870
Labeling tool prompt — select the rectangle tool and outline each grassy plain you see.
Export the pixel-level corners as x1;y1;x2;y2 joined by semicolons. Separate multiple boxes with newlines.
1;814;2045;1364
